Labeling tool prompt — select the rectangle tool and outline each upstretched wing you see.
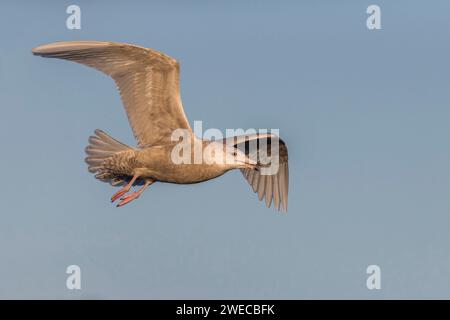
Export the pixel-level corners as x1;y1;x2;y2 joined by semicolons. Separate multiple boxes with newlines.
229;134;289;212
32;41;192;147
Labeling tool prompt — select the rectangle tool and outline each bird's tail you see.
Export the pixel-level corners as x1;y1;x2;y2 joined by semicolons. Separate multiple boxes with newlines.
84;129;132;186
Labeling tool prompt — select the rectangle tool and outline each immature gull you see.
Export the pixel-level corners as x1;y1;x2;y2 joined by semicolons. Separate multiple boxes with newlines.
32;41;289;211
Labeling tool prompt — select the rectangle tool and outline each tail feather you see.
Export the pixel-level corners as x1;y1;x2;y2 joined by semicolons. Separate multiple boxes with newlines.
85;129;132;186
88;136;124;151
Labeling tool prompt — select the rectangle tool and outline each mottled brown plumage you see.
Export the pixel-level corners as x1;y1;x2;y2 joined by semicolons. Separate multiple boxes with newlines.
32;41;289;211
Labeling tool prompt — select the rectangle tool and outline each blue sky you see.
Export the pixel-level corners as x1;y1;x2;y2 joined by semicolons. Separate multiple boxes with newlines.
1;0;450;298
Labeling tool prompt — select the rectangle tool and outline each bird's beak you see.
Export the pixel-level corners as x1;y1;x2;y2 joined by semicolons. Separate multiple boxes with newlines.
235;157;258;170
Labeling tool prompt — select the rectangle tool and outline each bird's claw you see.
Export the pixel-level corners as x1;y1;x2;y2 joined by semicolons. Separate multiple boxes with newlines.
116;192;140;207
111;188;129;202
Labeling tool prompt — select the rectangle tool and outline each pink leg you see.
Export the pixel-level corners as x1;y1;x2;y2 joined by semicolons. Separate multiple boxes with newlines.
116;179;155;207
111;174;139;203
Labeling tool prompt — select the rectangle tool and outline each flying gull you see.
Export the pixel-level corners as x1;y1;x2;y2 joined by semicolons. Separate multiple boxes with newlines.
32;41;289;211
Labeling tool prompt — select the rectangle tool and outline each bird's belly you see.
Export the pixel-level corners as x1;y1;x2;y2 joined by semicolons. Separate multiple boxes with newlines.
138;163;227;184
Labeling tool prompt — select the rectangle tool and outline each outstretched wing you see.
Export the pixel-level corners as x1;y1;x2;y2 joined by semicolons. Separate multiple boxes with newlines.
32;41;192;147
229;134;289;212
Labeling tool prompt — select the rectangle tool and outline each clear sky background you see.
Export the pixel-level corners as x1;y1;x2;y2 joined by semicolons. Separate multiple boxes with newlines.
1;0;450;299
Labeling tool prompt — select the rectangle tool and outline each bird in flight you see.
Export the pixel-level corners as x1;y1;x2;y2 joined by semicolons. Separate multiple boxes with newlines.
32;41;289;211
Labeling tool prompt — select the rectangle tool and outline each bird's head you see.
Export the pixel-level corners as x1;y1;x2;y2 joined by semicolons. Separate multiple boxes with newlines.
203;141;257;169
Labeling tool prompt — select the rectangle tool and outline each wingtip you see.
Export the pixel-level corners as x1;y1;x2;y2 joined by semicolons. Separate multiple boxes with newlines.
276;202;288;213
32;43;59;56
31;46;42;55
32;41;109;56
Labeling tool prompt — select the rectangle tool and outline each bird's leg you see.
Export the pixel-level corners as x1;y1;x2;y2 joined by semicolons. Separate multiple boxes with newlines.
111;174;139;203
116;179;155;207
